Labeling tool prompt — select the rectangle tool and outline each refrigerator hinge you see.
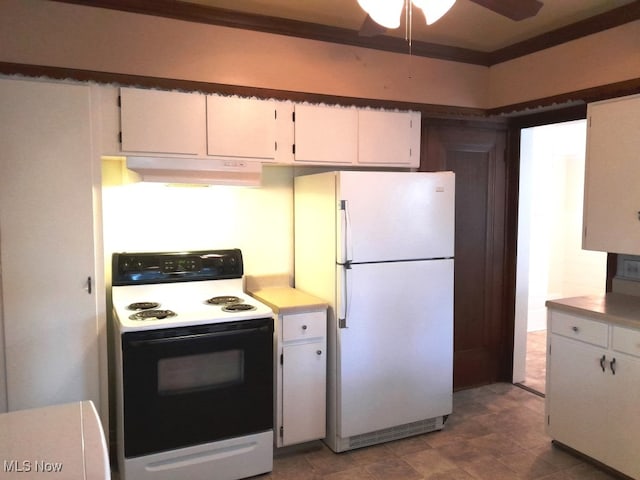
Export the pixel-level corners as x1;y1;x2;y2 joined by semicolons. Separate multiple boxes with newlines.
339;318;347;329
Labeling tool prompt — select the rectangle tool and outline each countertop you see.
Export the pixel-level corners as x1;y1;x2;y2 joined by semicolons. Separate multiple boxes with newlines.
0;400;110;479
249;287;327;314
546;293;640;329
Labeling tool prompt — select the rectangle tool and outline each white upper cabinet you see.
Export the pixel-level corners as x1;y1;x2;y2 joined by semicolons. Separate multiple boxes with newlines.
358;110;420;167
120;87;206;155
207;96;277;161
114;87;420;168
293;104;358;164
583;94;640;255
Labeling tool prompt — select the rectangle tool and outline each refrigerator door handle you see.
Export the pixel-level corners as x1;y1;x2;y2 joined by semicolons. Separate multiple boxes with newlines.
339;200;352;264
338;265;349;328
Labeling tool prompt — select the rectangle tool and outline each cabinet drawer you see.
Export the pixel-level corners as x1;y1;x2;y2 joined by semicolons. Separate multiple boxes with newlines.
612;326;640;358
550;311;608;347
282;311;325;342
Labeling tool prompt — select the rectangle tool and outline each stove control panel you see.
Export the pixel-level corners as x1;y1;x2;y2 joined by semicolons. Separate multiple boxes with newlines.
112;249;243;285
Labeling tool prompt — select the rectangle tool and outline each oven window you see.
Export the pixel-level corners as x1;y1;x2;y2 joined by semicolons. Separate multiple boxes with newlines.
158;350;244;395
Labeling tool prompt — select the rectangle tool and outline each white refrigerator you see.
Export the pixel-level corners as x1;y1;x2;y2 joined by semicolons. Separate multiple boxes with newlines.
294;170;455;452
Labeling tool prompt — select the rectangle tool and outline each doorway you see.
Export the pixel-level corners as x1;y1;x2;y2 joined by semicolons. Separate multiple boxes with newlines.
513;119;607;395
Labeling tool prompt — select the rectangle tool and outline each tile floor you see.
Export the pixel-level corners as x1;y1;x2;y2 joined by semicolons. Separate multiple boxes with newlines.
265;383;619;480
522;329;547;395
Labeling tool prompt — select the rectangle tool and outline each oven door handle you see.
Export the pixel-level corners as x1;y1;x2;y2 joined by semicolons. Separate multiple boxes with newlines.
127;325;270;347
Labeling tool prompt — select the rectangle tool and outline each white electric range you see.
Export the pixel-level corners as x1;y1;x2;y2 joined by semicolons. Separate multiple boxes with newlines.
111;249;274;480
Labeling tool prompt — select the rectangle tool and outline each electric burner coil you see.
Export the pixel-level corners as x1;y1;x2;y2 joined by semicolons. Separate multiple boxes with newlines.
127;302;160;311
129;309;177;321
207;295;243;306
222;303;257;312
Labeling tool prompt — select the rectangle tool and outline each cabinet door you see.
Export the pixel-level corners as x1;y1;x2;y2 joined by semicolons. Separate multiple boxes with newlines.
547;335;609;464
120;87;206;155
207;96;276;160
282;342;326;445
358;110;417;166
583;95;640;254
294;104;357;164
605;351;640;479
0;79;99;411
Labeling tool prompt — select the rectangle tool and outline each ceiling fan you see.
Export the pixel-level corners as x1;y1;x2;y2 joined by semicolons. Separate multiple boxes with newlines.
359;0;544;37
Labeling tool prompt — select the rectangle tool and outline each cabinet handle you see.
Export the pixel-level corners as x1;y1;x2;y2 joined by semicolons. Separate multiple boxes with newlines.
600;354;606;372
571;326;579;333
86;276;92;295
302;325;308;330
610;357;616;375
316;350;322;355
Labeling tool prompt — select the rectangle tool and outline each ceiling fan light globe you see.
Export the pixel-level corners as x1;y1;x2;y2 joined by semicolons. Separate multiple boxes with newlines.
413;0;456;25
357;0;404;29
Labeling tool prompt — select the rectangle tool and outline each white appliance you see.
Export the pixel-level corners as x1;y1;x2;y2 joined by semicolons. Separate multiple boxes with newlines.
111;249;274;480
294;170;455;452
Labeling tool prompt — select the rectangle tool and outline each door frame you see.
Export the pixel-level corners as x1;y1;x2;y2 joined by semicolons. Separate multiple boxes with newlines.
505;105;596;384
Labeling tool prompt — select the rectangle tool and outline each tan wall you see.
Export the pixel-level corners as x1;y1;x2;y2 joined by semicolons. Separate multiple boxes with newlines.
0;0;638;109
489;21;640;108
0;0;488;108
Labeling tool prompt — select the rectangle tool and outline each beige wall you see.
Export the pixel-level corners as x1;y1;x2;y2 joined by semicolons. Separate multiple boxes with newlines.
0;0;488;108
0;0;638;109
489;21;640;108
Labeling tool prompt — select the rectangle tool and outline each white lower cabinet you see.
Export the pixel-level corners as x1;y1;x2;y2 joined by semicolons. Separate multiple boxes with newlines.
547;309;640;479
277;310;327;447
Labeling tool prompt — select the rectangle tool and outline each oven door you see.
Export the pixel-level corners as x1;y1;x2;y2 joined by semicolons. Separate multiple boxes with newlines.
121;317;273;458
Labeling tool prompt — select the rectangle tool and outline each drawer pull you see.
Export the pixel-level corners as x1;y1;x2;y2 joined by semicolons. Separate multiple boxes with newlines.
302;325;308;330
600;354;606;372
610;357;617;375
316;350;322;356
572;326;579;333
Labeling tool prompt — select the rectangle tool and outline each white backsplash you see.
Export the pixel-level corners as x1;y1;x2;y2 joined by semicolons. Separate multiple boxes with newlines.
102;165;294;281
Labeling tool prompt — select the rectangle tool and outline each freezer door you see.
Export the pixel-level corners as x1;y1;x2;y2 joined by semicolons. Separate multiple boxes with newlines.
336;259;453;438
338;171;454;263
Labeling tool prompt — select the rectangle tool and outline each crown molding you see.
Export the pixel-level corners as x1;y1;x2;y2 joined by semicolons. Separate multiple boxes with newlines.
1;62;638;121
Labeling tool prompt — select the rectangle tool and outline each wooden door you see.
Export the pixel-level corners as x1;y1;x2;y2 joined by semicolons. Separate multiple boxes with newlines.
421;122;511;389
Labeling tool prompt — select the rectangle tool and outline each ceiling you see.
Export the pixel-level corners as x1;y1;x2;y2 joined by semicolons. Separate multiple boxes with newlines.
180;0;637;52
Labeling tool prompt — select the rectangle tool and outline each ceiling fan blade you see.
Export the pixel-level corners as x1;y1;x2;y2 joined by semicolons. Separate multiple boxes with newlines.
469;0;544;21
358;14;389;37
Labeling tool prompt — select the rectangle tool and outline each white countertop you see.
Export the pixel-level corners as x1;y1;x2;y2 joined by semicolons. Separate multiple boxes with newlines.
546;293;640;329
0;401;109;479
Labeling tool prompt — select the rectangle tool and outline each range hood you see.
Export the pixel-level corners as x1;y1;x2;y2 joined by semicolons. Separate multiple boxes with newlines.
126;156;262;186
